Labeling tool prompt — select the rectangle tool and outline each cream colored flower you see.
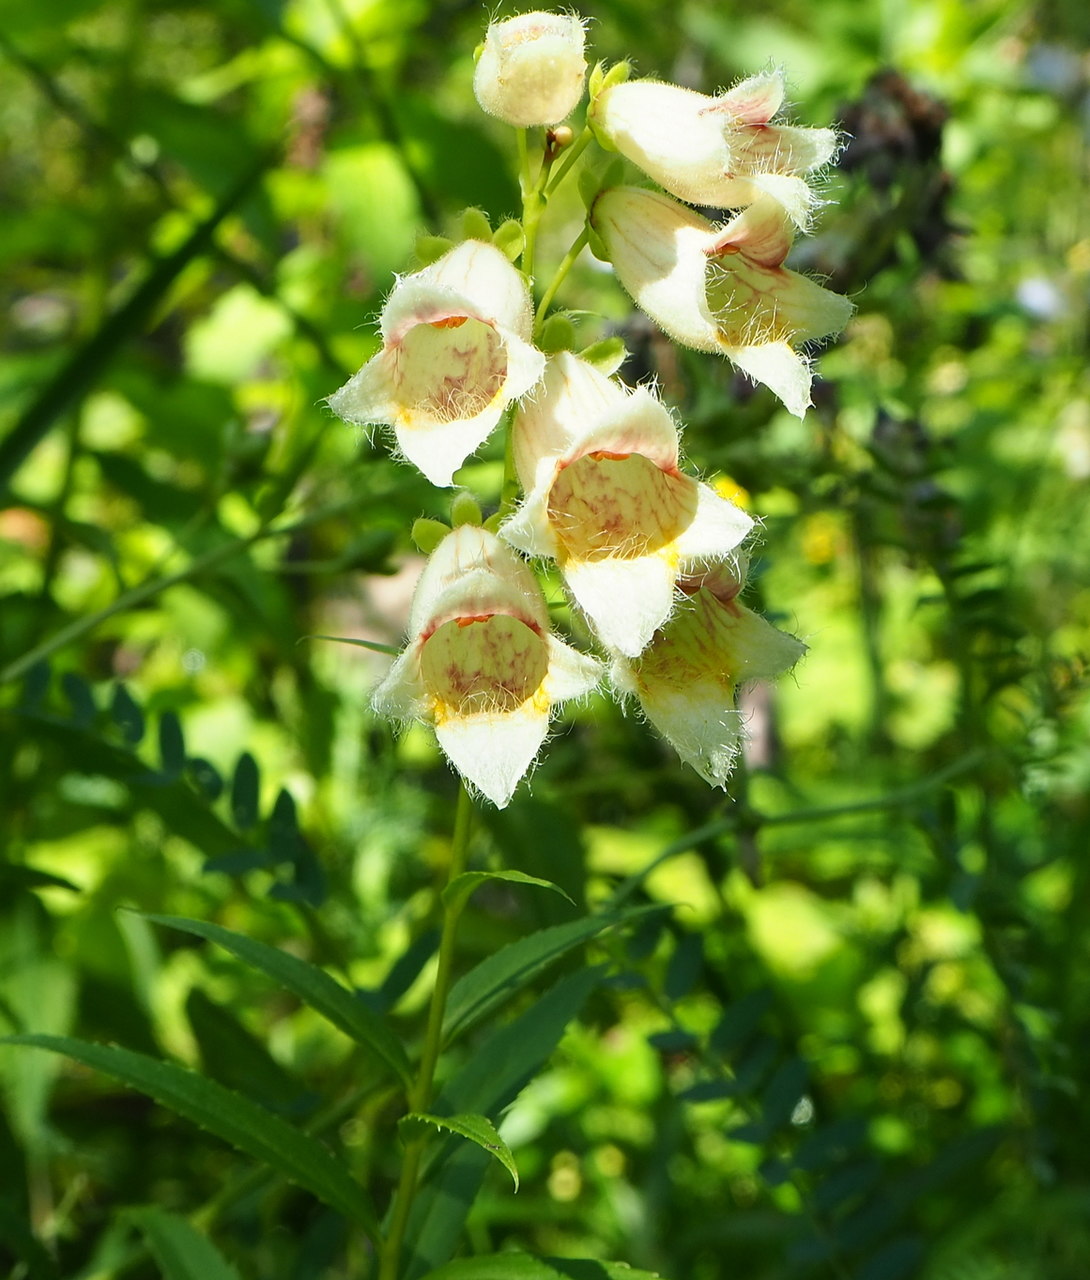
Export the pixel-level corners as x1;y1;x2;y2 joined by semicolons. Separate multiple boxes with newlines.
590;68;836;228
502;353;752;656
373;525;602;807
474;11;587;128
328;241;545;487
612;559;805;786
592;187;853;418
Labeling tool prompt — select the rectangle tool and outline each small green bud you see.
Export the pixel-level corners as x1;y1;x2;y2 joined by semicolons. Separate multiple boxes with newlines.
537;312;576;354
578;336;628;375
461;207;493;242
412;518;450;554
450;492;483;528
415;234;454;266
492;218;526;263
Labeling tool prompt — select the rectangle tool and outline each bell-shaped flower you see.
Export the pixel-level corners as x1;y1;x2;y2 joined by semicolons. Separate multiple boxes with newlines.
590;68;836;228
502;352;753;657
592;187;853;418
373;525;602;808
612;560;805;787
328;240;546;487
474;11;587;128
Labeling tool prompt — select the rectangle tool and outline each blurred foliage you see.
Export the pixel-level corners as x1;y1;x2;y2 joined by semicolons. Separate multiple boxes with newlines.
1;0;1089;1278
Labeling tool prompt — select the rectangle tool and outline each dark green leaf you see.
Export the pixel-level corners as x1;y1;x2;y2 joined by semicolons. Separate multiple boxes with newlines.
128;1207;243;1280
709;989;773;1056
1;1035;379;1239
443;908;657;1045
61;672;95;728
145;914;411;1086
855;1236;925;1280
421;1256;667;1279
403;1113;518;1189
0;865;80;893
158;712;185;778
231;752;260;829
760;1058;809;1130
111;684;145;744
442;869;574;915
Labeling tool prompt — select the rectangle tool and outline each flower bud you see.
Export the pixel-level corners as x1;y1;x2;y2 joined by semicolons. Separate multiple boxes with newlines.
474;12;588;128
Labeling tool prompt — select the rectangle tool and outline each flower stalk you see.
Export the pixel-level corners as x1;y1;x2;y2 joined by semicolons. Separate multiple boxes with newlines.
377;783;475;1280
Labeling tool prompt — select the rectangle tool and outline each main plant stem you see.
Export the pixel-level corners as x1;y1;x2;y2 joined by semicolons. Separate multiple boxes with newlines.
377;784;474;1280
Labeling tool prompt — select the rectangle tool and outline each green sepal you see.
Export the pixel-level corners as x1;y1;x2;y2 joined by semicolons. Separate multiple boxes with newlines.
537;312;577;354
412;518;450;554
578;336;628;376
415;234;454;267
450;493;483;528
460;207;493;242
492;218;526;263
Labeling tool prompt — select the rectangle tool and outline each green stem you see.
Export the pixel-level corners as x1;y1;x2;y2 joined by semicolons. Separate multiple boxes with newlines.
544;125;593;197
534;227;589;332
377;784;475;1280
498;402;521;518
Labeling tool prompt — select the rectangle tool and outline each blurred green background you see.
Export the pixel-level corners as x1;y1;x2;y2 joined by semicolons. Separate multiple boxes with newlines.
2;0;1089;1276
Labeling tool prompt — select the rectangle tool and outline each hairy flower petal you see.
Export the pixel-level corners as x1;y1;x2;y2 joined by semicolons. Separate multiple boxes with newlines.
591;69;836;227
592;188;853;417
372;526;600;807
328;241;545;486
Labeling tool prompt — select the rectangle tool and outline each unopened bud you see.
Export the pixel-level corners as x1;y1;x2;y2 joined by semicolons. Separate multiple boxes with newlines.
474;12;587;128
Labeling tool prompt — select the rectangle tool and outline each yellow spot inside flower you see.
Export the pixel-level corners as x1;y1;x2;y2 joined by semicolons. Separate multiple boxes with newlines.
635;590;741;695
547;452;696;562
429;315;470;329
421;614;548;720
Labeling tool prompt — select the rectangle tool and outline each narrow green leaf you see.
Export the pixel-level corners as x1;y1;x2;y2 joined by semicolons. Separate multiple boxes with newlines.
158;712;186;778
442;870;574;915
442;907;656;1045
230;752;260;829
0;865;80;893
1;1035;380;1240
111;683;145;744
144;914;411;1086
304;634;401;657
404;1113;518;1190
406;967;603;1280
128;1207;243;1280
421;1255;667;1279
61;672;95;727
